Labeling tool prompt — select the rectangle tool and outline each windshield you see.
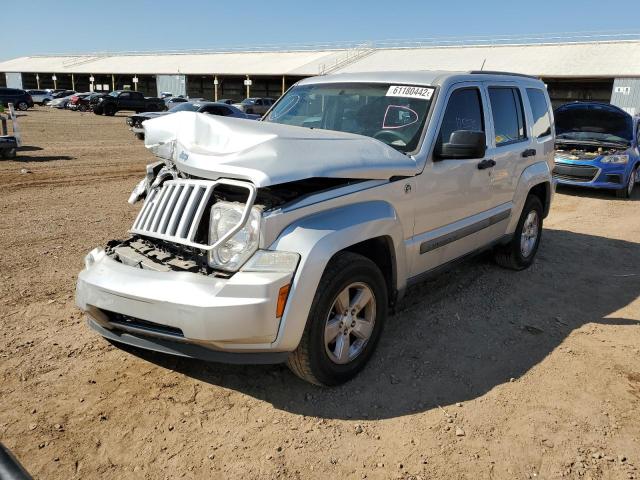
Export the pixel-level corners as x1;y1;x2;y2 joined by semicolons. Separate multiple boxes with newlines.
170;102;201;112
241;98;256;105
264;82;435;152
555;104;633;145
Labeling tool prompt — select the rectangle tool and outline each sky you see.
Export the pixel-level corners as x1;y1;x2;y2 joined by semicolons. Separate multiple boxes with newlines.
2;0;640;60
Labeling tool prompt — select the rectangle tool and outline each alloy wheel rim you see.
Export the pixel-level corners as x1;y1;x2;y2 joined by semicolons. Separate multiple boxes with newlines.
324;282;376;365
520;210;539;258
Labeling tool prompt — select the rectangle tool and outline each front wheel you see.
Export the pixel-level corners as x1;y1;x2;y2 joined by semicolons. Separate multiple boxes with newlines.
616;167;637;199
494;195;543;270
287;252;387;386
16;101;28;111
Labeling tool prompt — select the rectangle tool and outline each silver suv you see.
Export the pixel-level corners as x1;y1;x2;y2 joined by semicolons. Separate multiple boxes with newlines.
76;71;554;386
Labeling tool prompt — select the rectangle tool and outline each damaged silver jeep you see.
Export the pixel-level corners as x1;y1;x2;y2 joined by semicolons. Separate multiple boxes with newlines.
76;71;555;385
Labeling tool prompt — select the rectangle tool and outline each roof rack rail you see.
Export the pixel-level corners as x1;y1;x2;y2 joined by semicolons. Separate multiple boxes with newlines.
469;70;539;79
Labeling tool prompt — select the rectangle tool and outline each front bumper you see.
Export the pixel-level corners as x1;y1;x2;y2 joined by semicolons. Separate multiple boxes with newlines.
553;161;627;189
76;250;294;357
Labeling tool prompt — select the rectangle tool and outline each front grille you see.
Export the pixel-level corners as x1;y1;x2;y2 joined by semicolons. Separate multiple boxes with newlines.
552;163;598;182
105;310;184;337
131;179;216;248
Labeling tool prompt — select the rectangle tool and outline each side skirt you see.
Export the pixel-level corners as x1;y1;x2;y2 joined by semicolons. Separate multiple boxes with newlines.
407;234;512;287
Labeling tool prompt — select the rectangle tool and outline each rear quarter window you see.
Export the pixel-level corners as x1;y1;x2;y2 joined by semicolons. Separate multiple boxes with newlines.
526;88;552;138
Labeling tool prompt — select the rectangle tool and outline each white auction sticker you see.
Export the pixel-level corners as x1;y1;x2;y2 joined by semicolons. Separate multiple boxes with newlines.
386;85;434;100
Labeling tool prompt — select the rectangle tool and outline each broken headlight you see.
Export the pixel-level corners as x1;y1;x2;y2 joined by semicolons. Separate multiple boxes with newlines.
208;202;261;272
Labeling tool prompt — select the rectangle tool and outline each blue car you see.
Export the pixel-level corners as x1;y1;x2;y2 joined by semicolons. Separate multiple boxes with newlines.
553;102;640;198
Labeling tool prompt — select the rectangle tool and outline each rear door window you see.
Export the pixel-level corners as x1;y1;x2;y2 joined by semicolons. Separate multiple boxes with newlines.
526;88;552;138
488;87;527;146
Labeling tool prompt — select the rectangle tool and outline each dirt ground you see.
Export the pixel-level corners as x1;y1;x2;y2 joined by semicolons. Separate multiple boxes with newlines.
0;107;639;480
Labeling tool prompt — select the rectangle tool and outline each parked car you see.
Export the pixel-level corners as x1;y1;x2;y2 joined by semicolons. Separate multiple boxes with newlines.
87;92;108;111
26;89;54;105
48;94;74;109
0;88;34;111
233;97;275;115
216;99;238;105
71;92;104;112
52;90;75;99
93;90;165;116
553;102;640;198
126;101;260;139
67;92;94;111
164;96;188;109
76;71;554;386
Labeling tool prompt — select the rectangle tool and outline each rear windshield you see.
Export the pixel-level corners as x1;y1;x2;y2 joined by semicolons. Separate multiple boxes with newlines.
264;82;435;152
555;104;632;145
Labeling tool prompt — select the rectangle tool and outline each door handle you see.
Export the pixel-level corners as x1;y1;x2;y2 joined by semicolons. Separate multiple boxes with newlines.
521;148;537;158
477;159;496;170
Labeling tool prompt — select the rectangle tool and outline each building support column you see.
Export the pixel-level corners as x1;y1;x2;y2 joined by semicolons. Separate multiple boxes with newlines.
214;75;218;101
111;74;115;91
71;73;75;91
52;74;57;90
36;74;40;89
245;75;251;99
282;75;286;95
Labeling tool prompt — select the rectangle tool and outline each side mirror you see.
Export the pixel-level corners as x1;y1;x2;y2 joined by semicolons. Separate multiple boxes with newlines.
435;130;487;160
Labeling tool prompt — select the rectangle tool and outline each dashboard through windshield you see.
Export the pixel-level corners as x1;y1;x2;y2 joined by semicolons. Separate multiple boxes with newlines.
264;82;435;152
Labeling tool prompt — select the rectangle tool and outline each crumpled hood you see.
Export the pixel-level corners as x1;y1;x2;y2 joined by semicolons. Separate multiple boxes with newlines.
143;111;417;187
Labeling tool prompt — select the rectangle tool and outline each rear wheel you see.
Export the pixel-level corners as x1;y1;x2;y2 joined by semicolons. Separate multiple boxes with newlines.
104;105;116;116
42;99;50;106
16;101;28;111
1;147;16;159
135;132;145;140
78;104;87;112
494;195;543;270
287;252;387;386
616;167;637;199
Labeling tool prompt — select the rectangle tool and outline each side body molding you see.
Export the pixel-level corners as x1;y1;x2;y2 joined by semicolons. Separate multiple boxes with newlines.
507;161;554;234
268;201;407;352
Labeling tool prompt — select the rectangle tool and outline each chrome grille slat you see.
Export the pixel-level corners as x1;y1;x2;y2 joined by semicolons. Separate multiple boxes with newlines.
166;185;191;236
130;178;256;251
134;188;159;230
176;186;203;238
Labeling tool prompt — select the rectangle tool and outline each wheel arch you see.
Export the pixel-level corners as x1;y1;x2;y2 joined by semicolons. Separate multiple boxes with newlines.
268;200;407;352
507;161;553;234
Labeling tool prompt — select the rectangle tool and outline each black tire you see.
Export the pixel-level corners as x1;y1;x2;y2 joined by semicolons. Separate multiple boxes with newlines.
78;104;87;112
287;251;388;386
1;147;16;159
615;166;637;199
16;101;28;111
135;132;145;141
42;99;50;106
104;105;116;116
494;194;543;270
93;106;103;115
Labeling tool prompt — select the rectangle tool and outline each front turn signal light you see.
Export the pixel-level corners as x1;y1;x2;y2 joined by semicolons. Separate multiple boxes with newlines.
276;284;291;318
